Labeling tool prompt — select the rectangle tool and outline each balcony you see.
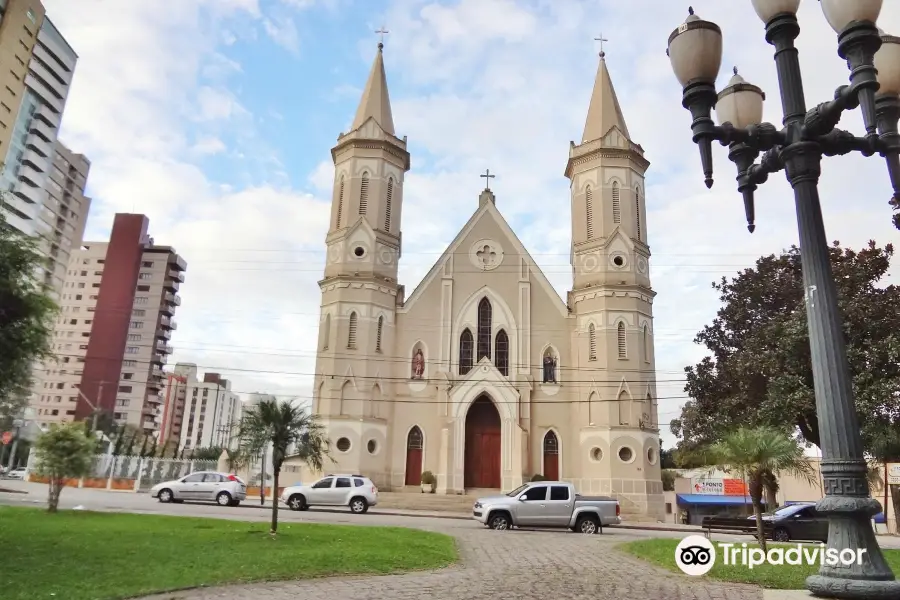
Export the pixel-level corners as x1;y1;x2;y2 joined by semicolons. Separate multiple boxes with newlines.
155;328;171;341
24;73;64;114
150;366;164;379
163;278;180;292
150;353;165;365
159;316;177;330
160;302;175;316
146;378;163;391
33;104;60;129
163;292;181;306
146;393;162;405
167;269;185;283
32;44;74;85
157;342;174;355
28;117;55;143
17;162;45;188
26;136;52;159
168;254;187;271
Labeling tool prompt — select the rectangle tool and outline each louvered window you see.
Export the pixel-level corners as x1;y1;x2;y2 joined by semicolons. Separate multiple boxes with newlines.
612;182;621;224
359;173;369;215
617;322;627;358
586;186;594;239
376;316;383;352
635;187;642;240
588;324;597;361
336;177;345;227
384;178;393;231
348;312;358;349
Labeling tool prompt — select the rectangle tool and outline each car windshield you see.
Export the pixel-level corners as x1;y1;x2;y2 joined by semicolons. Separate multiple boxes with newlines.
762;504;809;518
505;484;530;497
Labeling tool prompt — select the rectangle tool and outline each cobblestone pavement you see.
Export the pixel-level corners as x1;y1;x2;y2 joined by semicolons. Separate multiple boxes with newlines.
140;525;763;600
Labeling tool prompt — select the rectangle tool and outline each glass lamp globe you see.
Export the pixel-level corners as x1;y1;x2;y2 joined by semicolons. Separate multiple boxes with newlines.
875;33;900;96
750;0;801;24
716;68;766;128
667;8;723;87
820;0;883;34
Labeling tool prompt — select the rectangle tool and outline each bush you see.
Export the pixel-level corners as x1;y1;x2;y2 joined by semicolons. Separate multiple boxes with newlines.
420;471;435;485
530;474;548;482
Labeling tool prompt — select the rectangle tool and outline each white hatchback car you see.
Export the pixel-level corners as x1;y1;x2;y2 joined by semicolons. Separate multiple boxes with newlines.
150;471;247;507
280;474;378;514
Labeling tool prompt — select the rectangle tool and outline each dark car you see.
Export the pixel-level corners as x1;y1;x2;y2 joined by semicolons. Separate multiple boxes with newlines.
750;502;829;543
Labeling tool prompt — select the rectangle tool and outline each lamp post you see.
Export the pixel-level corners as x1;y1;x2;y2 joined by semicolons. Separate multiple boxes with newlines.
667;2;900;599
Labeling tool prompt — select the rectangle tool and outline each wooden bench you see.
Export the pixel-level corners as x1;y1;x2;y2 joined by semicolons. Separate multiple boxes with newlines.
701;516;773;539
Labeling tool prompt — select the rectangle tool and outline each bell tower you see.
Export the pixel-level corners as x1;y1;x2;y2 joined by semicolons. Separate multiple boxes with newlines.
313;40;409;486
565;44;663;520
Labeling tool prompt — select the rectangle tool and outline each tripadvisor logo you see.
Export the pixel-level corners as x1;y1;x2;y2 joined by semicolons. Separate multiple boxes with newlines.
674;535;868;576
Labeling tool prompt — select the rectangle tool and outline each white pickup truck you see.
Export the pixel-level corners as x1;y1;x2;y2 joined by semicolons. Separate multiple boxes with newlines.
472;481;620;534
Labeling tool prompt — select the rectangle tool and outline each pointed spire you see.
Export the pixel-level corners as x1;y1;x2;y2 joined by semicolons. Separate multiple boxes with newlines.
351;42;395;135
581;51;631;144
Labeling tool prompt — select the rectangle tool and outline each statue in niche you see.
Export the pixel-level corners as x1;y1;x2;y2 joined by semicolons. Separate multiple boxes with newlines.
542;350;557;384
411;348;425;380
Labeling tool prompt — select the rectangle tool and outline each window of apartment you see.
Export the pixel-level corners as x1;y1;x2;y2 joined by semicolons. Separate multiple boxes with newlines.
89;295;98;300
97;259;105;264
75;294;82;300
55;383;64;389
114;412;125;420
116;399;130;407
130;321;142;329
81;332;89;338
118;385;133;393
91;283;100;288
94;271;103;276
85;307;93;312
122;360;136;367
142;261;153;268
85;320;92;325
136;285;150;292
77;282;84;288
133;309;146;317
77;358;85;363
68;319;76;325
79;345;87;350
80;270;87;276
122;373;133;380
125;346;139;354
127;334;141;342
134;297;148;305
138;273;152;280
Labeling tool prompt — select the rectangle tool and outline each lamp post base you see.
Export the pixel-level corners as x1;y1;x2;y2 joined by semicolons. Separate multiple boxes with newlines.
806;496;900;599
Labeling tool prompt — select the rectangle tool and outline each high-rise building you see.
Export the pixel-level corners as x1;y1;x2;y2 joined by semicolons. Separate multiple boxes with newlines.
166;363;241;451
1;7;78;241
0;0;46;158
33;213;186;433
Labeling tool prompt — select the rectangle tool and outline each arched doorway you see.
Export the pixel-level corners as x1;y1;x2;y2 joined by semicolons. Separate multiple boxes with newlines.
404;426;423;485
543;430;559;480
464;395;501;489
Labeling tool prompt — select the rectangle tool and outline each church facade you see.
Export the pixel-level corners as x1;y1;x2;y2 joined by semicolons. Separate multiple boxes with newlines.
311;42;664;519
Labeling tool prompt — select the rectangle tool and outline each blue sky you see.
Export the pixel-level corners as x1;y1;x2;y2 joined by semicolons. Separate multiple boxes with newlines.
43;0;900;449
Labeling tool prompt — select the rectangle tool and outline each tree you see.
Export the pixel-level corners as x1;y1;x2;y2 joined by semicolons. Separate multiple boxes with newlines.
706;426;816;552
661;469;676;491
672;241;900;454
236;399;330;534
191;446;226;461
0;209;58;429
34;423;95;512
869;425;900;534
659;440;677;469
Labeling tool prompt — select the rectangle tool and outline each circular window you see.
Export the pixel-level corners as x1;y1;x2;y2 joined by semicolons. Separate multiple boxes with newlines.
590;447;603;462
367;439;378;454
612;255;625;267
336;437;351;452
618;446;634;463
647;447;657;465
353;246;365;257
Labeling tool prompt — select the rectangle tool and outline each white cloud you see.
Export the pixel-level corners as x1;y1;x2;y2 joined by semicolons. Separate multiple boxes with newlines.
191;136;228;155
42;0;900;448
262;16;301;55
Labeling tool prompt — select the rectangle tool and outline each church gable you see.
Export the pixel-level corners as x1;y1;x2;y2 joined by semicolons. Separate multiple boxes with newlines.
401;197;568;318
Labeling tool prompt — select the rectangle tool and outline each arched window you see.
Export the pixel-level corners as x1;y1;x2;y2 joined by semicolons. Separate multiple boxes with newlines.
618;391;630;425
359;172;369;215
459;329;474;375
588;323;597;361
646;393;654;426
585;185;594;239
376;315;384;352
495;329;509;376
477;298;492;361
612;181;621;224
617;322;627;359
635;186;642;240
336;176;345;227
321;313;331;350
642;324;649;362
347;312;358;349
384;177;393;232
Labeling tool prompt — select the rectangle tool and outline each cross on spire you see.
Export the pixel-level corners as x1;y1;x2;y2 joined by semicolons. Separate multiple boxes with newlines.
480;169;496;190
375;25;389;49
594;33;608;58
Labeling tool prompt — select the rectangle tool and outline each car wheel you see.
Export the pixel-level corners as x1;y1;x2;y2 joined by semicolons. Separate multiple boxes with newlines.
349;497;368;514
216;491;233;506
489;513;511;530
575;515;600;535
157;489;173;503
288;494;306;511
773;527;790;542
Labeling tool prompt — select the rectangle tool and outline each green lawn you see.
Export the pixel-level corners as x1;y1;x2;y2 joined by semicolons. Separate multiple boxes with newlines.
1;506;457;600
620;538;900;589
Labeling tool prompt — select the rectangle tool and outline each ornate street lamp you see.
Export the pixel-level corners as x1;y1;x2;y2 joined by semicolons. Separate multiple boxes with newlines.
667;2;900;599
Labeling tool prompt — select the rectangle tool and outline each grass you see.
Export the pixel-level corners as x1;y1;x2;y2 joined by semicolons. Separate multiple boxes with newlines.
620;538;900;589
1;506;457;600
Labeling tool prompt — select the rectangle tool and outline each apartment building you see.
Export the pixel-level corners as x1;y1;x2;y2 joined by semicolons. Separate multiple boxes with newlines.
0;0;46;158
33;213;187;433
1;7;78;239
167;363;242;451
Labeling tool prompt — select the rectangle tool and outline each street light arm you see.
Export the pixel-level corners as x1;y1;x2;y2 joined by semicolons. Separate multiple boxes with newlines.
802;85;858;139
715;122;786;150
816;128;877;158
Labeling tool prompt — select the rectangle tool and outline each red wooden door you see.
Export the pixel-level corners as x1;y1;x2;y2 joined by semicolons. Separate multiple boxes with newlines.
405;427;423;485
543;431;559;480
464;396;501;489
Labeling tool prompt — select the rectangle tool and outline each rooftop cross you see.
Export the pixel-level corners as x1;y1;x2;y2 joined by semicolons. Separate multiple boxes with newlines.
594;34;608;58
375;25;389;49
480;169;496;190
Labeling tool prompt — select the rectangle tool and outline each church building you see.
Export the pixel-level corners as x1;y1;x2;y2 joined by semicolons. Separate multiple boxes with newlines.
311;40;664;519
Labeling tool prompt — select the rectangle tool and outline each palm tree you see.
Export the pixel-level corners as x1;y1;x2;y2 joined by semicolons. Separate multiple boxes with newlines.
236;399;330;534
707;426;816;552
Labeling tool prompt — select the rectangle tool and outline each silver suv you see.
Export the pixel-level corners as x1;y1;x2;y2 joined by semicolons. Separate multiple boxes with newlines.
280;474;378;514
